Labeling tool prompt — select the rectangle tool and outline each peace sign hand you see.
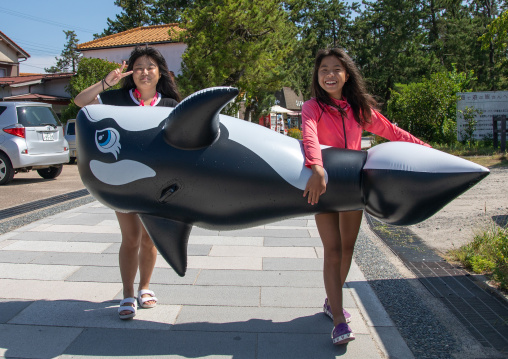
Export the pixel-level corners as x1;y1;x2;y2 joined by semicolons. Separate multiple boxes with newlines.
104;61;133;87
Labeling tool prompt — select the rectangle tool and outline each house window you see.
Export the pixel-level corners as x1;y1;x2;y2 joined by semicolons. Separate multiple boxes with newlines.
0;68;6;77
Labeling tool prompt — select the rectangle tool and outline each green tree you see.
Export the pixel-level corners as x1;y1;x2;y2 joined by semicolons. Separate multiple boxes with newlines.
45;30;82;73
386;67;476;143
150;0;194;23
349;0;434;103
60;58;121;121
479;9;508;88
480;9;508;49
176;0;298;121
95;0;155;38
95;0;193;38
285;0;355;98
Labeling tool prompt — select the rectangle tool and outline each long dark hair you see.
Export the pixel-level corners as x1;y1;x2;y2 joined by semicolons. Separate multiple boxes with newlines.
311;48;377;126
122;45;182;102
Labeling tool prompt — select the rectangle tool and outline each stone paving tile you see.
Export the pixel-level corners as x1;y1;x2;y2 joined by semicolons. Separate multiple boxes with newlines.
190;227;220;236
309;228;320;237
0;240;15;250
0;299;33;323
30;252;118;267
102;243;212;256
28;224;120;233
187;244;212;256
0;250;42;264
149;284;261;307
196;269;324;288
187;255;262;270
219;228;312;238
0;263;80;280
70;232;122;243
263;257;323;271
176;305;332;333
209;245;317;258
264;225;317;230
60;327;257;358
260;286;332;308
0;279;122;301
257;332;382;359
0;232;17;242
263;237;323;247
188;235;264;246
102;242;121;254
65;266;199;285
49;214;117;226
0;324;83;359
267;218;310;226
74;207;116;215
1;240;112;253
9;300;181;330
5;231;79;242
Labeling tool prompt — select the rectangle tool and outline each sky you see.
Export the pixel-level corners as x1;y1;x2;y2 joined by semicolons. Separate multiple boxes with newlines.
1;1;359;75
1;1;121;73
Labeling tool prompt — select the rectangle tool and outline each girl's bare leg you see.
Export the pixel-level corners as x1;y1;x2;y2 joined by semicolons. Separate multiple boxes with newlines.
338;210;363;286
116;212;156;315
316;212;345;326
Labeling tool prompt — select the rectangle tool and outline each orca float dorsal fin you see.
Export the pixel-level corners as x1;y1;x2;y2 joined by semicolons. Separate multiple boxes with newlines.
138;214;192;277
164;87;239;150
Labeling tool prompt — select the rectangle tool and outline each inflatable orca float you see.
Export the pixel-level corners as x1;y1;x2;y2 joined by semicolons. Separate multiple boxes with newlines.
76;87;489;276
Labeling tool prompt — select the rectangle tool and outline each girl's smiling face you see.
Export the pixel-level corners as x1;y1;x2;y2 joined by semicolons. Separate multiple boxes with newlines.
318;55;349;100
132;55;161;91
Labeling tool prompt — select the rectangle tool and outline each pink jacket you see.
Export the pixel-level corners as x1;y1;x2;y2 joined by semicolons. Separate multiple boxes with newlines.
302;97;429;167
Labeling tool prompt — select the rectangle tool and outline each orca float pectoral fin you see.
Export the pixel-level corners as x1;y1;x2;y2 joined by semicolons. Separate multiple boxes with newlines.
138;214;192;277
164;87;239;150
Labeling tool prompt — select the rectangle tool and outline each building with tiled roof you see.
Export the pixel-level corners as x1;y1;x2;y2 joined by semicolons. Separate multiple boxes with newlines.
0;73;74;113
0;30;30;77
77;24;186;75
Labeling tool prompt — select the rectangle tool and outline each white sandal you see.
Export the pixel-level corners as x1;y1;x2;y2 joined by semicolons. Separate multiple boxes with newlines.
118;297;136;320
137;289;158;309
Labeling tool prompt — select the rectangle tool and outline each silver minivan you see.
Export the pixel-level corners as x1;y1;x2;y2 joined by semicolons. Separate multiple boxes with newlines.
64;119;77;164
0;102;69;185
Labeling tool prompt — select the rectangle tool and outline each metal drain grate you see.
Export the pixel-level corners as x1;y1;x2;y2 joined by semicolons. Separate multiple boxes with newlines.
366;214;508;355
0;189;90;221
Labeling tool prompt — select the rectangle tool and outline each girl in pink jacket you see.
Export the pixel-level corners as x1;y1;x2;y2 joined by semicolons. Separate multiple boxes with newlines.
302;48;429;345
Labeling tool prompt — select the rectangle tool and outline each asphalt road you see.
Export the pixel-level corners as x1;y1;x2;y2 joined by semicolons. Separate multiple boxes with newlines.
0;163;85;210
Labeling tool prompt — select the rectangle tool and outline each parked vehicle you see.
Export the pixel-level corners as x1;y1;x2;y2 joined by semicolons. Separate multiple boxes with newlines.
64;119;77;164
0;102;69;185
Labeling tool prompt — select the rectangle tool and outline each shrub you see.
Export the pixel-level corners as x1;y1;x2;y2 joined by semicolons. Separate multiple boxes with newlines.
450;225;508;290
288;128;302;139
387;66;476;144
61;58;122;121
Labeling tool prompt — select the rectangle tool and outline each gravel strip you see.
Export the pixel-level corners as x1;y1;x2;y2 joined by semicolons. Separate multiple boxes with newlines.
354;225;458;359
0;195;95;234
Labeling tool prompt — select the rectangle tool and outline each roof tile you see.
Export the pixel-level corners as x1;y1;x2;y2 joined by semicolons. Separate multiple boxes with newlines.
77;24;184;50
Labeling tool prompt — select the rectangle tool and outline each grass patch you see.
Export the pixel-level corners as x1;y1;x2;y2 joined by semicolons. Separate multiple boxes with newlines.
449;225;508;290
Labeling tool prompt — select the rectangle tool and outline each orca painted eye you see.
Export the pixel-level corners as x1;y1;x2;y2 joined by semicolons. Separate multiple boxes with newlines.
95;128;121;159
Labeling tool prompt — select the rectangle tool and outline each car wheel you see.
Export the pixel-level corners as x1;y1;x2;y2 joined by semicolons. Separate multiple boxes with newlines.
69;157;76;164
37;165;63;179
0;153;14;185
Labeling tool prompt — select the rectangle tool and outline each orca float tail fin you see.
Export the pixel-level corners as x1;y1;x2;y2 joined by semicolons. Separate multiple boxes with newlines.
362;142;489;225
138;214;192;277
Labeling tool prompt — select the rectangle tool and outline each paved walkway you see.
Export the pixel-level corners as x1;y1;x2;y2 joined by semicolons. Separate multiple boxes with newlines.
0;201;412;358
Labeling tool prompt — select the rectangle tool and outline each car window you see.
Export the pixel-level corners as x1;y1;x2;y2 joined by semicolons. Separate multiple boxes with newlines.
66;121;75;135
16;106;62;127
0;106;6;117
